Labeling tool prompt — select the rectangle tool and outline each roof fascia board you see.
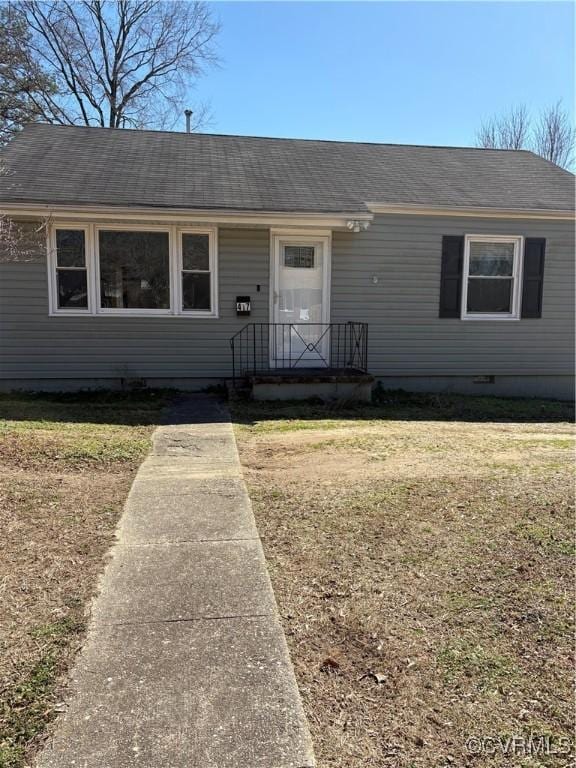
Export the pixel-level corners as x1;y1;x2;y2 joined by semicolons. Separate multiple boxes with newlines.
0;203;373;229
366;202;575;221
4;200;573;223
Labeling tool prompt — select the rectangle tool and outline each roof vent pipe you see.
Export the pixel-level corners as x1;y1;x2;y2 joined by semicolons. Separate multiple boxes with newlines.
184;109;193;133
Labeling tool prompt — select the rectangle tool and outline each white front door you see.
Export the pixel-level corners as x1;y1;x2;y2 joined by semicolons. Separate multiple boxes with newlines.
271;232;331;367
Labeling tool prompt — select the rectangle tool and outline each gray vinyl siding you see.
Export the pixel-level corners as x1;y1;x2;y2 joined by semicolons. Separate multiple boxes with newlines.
0;213;574;387
332;214;575;377
0;227;269;381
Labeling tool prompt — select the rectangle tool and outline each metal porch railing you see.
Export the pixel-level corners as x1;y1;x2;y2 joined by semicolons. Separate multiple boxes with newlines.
230;322;368;386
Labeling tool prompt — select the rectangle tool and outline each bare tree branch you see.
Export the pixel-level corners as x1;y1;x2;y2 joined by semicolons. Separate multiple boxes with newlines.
2;0;220;136
0;165;50;262
476;117;498;150
476;105;530;150
476;102;575;169
0;214;49;262
0;4;58;142
532;101;575;169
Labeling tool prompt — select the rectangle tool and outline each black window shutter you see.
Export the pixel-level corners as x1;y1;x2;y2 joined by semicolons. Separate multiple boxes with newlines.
439;235;464;318
521;238;546;318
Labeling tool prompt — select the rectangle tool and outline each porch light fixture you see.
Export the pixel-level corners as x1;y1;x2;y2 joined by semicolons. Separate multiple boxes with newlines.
346;220;370;233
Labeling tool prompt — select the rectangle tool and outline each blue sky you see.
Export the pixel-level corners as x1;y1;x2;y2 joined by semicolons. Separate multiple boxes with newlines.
193;1;574;147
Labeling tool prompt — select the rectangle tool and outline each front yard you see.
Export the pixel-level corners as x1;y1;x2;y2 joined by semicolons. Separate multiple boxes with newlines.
232;393;575;768
0;391;169;768
1;389;573;768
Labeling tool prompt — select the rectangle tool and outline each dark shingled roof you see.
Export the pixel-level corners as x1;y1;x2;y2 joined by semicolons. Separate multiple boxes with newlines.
0;123;574;214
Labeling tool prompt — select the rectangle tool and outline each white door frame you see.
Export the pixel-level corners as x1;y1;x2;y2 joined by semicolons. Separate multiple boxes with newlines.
269;229;332;367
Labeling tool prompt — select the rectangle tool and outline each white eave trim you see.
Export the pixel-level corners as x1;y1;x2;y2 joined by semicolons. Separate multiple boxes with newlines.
366;202;576;221
7;199;573;223
0;202;373;230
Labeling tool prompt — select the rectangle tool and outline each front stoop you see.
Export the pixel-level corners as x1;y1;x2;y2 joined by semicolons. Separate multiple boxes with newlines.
35;396;315;768
249;370;375;402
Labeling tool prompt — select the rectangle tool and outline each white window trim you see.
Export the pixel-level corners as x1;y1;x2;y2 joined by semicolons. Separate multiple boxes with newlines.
461;234;524;321
47;223;219;317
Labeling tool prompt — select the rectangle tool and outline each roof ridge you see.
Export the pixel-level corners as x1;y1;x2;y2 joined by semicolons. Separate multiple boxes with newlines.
23;121;537;154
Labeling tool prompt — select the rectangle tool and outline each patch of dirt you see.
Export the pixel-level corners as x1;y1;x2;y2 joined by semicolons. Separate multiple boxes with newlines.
240;421;574;484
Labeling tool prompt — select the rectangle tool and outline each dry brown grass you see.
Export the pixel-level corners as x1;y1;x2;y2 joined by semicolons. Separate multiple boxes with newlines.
0;391;169;768
232;395;575;768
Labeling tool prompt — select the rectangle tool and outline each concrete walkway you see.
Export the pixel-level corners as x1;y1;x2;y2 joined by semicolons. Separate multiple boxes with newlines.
36;396;315;768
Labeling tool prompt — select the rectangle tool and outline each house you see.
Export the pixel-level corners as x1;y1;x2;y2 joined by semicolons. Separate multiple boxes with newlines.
0;123;574;399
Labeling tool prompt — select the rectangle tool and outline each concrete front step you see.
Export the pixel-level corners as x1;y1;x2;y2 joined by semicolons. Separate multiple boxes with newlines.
228;369;375;402
250;372;374;402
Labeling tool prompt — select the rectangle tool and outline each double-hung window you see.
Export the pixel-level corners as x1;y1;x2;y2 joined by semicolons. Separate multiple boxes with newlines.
51;227;90;312
462;235;523;320
48;225;218;317
180;231;216;313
